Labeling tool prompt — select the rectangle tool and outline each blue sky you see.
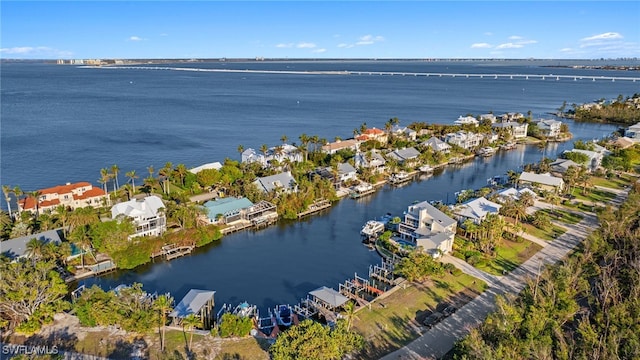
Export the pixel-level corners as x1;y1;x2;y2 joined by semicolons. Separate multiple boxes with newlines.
2;1;639;59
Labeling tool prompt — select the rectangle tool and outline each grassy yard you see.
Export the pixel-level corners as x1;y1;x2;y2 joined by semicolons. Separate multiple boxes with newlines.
351;273;487;359
562;200;603;213
504;217;567;241
474;238;543;276
537;208;584;225
569;187;617;203
588;174;635;190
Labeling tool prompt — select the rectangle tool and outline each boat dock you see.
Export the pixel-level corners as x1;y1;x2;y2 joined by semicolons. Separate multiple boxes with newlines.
297;199;331;218
151;244;195;260
65;259;117;283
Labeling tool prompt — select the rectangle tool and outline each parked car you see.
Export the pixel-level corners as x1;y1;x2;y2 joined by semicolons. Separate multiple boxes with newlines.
442;305;457;317
423;311;445;329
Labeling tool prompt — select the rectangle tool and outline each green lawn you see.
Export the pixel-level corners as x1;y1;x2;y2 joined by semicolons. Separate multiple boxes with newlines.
562;200;603;213
570;187;617;203
474;238;543;276
352;273;486;359
537;208;584;225
588;174;635;190
522;221;567;241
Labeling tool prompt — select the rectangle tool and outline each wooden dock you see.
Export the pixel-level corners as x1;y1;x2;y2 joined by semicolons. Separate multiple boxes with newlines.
151;244;195;260
297;199;332;218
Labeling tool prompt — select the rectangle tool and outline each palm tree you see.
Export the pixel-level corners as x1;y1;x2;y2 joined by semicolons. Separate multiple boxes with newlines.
175;164;188;187
100;168;111;205
2;185;13;219
111;164;121;189
518;191;535;208
26;238;44;263
159;162;173;194
28;190;43;218
13;186;23;217
343;301;358;331
126;170;139;193
280;134;288;144
237;144;244;158
153;294;174;352
182;313;201;352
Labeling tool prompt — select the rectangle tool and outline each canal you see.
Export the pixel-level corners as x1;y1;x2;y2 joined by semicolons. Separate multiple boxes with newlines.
79;120;618;310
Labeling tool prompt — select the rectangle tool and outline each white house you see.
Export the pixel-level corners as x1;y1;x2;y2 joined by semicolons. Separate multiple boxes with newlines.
563;149;604;171
398;201;457;257
111;196;167;238
535;119;563;138
518;172;565;193
253;171;298;193
452;197;502;225
549;158;581;175
321;139;360;154
421;137;452;153
445;131;483;150
454;116;479;126
241;144;302;167
354;150;387;173
391;125;417;141
479;113;498;123
492;121;529;139
495;187;537;203
189;162;223;174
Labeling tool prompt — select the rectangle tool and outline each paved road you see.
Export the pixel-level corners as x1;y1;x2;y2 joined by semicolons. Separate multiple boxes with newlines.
381;186;631;360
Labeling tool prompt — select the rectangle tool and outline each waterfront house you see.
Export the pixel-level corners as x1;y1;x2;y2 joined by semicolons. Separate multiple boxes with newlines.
535;119;563;138
189;162;223;174
495;187;537;203
321;139;360;154
391;125;417;141
444;131;483;150
452;197;502;225
549;159;581;175
170;289;216;329
612;136;636;149
500;112;525;122
1;229;63;261
309;286;350;310
454;116;479;127
386;147;421;166
354;150;387;173
253;171;298;193
111;195;166;238
203;197;254;224
562;149;604;171
355;127;388;144
479;113;497;123
624;122;640;140
421;137;452;153
398;201;457;257
518;172;564;193
310;163;358;189
492;121;529;139
18;182;107;215
242;144;302;167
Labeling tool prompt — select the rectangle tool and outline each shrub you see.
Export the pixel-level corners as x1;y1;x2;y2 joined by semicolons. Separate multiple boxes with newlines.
218;313;253;338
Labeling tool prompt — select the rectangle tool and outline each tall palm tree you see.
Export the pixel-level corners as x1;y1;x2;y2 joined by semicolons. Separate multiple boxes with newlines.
13;186;23;217
159;162;173;194
175;164;188;187
280;134;288;144
182;313;201;352
2;185;13;219
343;301;358;331
126;170;139;193
26;238;44;263
28;190;42;218
54;205;70;236
111;164;120;189
237;144;244;158
100;168;111;206
153;294;174;352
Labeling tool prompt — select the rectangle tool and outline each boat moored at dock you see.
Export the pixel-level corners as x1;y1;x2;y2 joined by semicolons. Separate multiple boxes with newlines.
388;172;412;185
477;147;496;157
349;183;376;199
419;165;434;173
360;220;385;238
275;304;293;327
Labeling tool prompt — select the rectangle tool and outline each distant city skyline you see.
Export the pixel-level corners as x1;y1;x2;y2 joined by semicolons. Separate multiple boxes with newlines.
2;1;639;60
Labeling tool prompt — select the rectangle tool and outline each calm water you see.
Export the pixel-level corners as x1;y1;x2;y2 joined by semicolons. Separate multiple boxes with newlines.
1;60;634;309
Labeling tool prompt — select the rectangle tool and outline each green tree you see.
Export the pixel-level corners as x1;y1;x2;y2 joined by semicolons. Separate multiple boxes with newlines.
0;260;69;333
126;170;139;193
2;185;13;219
218;313;253;338
153;294;174;352
183;313;201;352
394;247;444;282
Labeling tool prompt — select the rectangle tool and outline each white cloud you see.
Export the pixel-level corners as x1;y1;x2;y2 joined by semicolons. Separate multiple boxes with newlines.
129;36;144;41
297;42;316;49
276;43;294;48
496;43;524;49
337;43;353;49
312;48;327;54
356;35;384;46
484;32;493;36
471;43;492;49
581;32;623;42
559;48;574;52
0;46;72;58
508;35;523;40
518;40;538;45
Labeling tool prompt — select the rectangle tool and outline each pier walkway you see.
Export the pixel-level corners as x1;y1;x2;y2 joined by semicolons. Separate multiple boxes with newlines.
85;65;640;82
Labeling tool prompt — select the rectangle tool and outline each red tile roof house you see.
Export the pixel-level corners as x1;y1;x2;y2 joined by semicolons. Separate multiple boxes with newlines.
18;182;107;215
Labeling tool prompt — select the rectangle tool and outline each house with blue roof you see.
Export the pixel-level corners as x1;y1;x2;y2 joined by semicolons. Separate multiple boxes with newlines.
203;197;254;224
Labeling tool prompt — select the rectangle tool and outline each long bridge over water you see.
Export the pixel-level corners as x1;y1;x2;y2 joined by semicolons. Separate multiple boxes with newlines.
82;65;640;82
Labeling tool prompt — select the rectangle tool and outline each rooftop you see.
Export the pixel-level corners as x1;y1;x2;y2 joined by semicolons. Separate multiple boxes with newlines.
170;289;216;318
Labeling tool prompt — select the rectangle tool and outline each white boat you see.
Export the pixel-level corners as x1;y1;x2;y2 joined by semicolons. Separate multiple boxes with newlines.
388;172;412;185
233;301;257;318
275;304;293;327
419;165;433;173
478;147;496;157
500;142;516;150
350;183;375;198
360;220;385;237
